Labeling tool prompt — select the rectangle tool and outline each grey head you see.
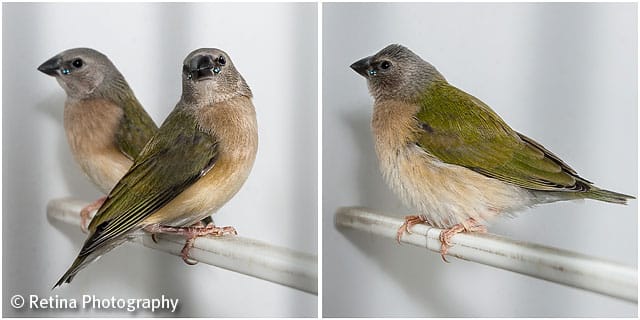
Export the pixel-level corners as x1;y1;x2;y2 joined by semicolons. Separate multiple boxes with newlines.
38;48;127;100
350;44;446;102
181;48;252;104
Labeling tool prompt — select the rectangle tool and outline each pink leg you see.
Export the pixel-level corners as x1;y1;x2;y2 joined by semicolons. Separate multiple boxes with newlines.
439;218;487;262
150;220;206;244
80;196;106;233
144;222;237;265
396;214;430;244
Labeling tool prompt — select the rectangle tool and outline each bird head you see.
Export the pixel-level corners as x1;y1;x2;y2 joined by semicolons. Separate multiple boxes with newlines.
181;48;252;104
350;44;446;102
37;48;122;99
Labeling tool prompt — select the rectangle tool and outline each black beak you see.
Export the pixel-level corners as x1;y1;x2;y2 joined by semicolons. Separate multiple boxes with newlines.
350;56;372;77
187;54;216;81
37;56;61;76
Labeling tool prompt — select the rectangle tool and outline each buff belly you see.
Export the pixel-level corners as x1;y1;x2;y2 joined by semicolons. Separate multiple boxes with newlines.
64;99;133;193
377;143;535;228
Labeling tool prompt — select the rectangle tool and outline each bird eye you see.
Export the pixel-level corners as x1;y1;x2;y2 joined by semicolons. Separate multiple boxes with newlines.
380;61;391;70
72;59;83;68
218;56;226;66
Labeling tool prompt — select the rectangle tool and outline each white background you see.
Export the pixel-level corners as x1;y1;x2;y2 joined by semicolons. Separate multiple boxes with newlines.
3;3;317;317
323;3;637;317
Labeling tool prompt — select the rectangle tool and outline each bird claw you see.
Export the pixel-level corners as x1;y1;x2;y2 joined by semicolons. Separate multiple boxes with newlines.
145;222;237;265
80;210;91;234
180;238;198;265
179;224;237;265
214;225;238;236
439;228;460;263
396;215;428;244
79;196;107;233
438;218;486;262
183;257;199;265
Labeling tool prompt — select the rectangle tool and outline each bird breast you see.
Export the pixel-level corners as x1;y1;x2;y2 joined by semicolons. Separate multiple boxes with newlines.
63;98;133;193
143;96;258;226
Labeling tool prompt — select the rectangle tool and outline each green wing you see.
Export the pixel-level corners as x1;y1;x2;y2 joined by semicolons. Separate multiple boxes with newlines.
115;96;159;160
82;106;218;254
414;81;591;192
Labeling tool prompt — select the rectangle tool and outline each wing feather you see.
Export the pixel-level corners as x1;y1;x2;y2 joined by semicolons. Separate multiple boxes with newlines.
82;107;218;255
415;82;592;192
114;96;159;160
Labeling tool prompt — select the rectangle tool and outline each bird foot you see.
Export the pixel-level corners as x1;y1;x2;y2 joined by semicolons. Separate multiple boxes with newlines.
396;214;430;243
439;218;487;262
180;237;199;265
144;222;237;265
149;219;213;243
79;196;106;233
149;220;207;244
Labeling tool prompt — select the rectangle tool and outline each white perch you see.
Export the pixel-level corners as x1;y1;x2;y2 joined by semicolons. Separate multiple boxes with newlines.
47;197;318;295
335;207;637;303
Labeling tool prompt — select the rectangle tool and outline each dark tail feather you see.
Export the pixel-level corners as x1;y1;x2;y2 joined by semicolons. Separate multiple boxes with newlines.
53;255;91;289
53;235;127;289
587;188;635;205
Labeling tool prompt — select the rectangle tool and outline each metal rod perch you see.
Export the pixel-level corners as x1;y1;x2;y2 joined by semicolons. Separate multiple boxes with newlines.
335;206;637;303
47;197;318;295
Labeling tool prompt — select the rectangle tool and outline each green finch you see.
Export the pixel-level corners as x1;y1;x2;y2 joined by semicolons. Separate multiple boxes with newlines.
38;48;158;232
54;48;258;287
350;44;634;259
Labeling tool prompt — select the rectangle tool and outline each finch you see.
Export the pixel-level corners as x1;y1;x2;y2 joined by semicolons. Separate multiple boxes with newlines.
351;44;634;259
38;48;158;232
54;48;258;287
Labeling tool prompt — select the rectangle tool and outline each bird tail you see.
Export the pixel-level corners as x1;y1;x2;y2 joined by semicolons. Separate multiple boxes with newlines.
586;188;635;205
53;253;97;289
53;234;130;289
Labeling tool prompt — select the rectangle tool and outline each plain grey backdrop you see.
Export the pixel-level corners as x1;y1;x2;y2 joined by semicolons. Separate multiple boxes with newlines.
323;2;637;317
3;2;317;317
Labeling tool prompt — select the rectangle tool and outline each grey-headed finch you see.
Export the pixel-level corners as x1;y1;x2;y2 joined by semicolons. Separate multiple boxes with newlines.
54;48;258;287
38;48;158;232
351;44;634;259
